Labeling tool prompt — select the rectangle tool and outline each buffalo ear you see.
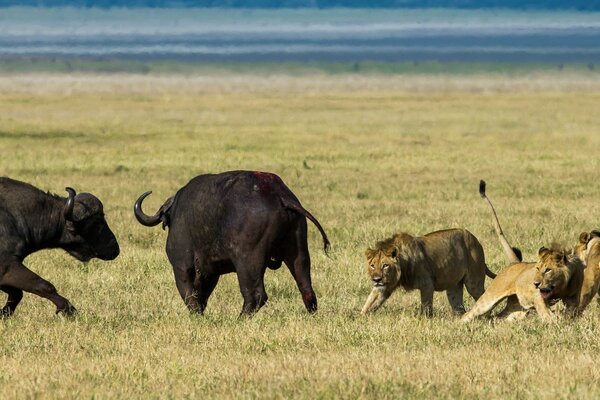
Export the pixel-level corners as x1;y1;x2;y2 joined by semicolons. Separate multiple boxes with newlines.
65;220;77;234
579;232;591;244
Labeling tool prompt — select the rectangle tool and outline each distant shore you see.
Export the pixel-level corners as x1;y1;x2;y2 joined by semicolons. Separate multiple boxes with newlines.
1;58;600;75
1;8;600;65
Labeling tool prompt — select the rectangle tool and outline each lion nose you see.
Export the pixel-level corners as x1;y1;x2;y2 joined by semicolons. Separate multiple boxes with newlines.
373;277;382;283
534;281;541;288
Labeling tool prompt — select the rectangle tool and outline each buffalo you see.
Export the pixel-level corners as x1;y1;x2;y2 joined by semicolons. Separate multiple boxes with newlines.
134;170;330;316
0;177;120;317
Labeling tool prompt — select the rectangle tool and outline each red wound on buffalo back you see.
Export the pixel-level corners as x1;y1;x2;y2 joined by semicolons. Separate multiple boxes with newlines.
252;171;282;193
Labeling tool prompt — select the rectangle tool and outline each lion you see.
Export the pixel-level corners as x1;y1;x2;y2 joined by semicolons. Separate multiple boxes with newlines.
461;245;584;322
361;229;496;317
462;180;588;322
576;230;600;313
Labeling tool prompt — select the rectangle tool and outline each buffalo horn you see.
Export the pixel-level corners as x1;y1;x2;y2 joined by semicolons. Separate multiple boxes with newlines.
64;187;76;221
134;191;162;227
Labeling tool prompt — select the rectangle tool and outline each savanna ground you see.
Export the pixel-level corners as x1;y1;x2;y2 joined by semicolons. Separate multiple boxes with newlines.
1;69;600;399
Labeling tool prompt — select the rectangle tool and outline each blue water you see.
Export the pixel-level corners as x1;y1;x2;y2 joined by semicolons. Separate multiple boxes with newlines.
1;8;599;62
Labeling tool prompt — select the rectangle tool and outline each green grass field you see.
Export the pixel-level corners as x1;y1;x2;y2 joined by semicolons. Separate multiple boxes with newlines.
1;71;600;399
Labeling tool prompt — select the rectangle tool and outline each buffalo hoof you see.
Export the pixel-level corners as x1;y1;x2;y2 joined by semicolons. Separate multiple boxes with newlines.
56;304;77;317
306;304;318;314
0;306;14;318
302;292;318;314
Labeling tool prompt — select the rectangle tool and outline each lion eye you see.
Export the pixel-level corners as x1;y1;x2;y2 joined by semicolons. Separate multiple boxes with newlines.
369;264;375;270
544;268;551;274
382;264;390;270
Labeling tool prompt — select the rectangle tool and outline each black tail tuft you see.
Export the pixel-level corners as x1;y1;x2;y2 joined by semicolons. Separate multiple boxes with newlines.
512;247;523;262
479;180;486;198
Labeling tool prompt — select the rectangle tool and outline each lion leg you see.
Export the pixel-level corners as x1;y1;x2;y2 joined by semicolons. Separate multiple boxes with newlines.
464;269;486;301
419;281;434;317
361;287;391;314
461;290;509;322
562;295;580;319
446;281;466;315
532;294;557;323
495;295;526;320
504;310;529;322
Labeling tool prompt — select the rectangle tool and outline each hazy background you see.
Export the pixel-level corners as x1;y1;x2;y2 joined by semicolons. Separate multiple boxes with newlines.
1;2;599;70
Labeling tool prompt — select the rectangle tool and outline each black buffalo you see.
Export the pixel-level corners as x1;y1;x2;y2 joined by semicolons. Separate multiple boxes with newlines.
0;177;120;317
134;170;330;316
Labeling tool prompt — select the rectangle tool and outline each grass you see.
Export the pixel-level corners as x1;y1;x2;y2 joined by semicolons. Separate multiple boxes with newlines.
1;71;600;398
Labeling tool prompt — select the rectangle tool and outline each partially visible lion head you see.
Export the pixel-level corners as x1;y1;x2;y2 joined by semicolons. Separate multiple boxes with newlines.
365;233;419;290
534;246;574;301
575;231;600;264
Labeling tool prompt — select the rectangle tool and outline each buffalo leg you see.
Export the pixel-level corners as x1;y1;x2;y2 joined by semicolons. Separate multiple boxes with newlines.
0;262;75;316
0;285;23;317
236;267;268;317
167;238;202;313
283;219;317;313
173;266;201;313
195;273;220;314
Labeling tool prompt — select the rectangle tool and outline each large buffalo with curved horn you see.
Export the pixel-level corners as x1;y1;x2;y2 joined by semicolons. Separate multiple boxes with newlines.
134;170;330;316
0;177;119;317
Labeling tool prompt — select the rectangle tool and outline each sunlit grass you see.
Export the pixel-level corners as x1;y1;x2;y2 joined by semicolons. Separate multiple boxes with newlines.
1;72;600;398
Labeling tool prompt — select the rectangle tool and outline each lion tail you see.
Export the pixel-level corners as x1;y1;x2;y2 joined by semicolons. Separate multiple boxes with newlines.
479;180;522;264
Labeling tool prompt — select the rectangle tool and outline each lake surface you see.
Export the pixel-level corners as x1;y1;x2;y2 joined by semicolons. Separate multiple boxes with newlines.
1;8;600;62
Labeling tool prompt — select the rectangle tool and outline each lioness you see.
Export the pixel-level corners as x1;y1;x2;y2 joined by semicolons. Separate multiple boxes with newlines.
461;246;584;322
462;180;588;322
576;231;600;312
361;229;496;317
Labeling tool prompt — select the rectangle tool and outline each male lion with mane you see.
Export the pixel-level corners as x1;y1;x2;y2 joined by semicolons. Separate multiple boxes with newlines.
361;228;496;317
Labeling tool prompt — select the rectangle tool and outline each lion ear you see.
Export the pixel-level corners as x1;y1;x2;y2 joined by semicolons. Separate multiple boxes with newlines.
579;232;591;244
391;248;398;259
538;247;550;258
365;248;376;259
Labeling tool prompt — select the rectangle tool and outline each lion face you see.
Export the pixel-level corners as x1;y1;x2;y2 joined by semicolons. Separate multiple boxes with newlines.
575;231;600;264
365;248;399;290
533;247;571;301
575;232;592;263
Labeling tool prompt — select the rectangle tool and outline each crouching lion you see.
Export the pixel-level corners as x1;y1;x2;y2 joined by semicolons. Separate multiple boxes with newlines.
468;180;598;321
461;246;584;322
361;228;496;317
